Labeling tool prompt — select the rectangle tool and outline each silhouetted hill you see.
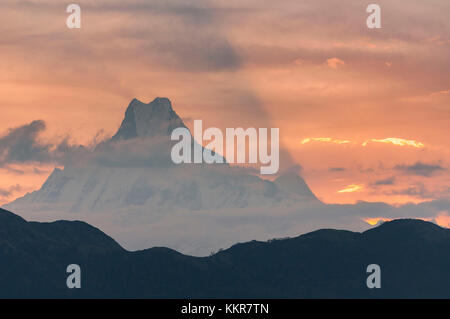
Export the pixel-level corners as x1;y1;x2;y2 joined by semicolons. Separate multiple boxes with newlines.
0;208;449;298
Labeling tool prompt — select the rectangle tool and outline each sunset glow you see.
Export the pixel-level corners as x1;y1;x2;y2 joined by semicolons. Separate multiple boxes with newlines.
0;0;449;301
0;0;448;207
435;211;450;228
301;137;352;145
338;185;364;193
363;217;392;226
364;212;450;229
362;138;425;148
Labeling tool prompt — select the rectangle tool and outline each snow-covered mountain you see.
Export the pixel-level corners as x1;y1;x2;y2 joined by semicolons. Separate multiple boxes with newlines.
7;97;318;214
2;97;325;254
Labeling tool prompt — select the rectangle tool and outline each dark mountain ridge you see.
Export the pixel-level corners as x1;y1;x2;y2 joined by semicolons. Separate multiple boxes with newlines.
0;208;449;298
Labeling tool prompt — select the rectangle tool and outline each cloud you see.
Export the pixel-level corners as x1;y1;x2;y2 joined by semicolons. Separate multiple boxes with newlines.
379;183;450;200
146;37;241;72
434;211;450;228
0;0;242;73
0;120;52;166
363;138;424;148
89;136;174;168
4;166;25;175
0;120;86;167
381;183;434;200
338;184;363;193
329;167;346;172
10;197;450;256
370;177;396;186
430;89;450;96
326;57;345;69
0;184;22;199
301;137;351;145
394;161;446;177
363;217;392;226
33;167;50;175
301;137;425;148
0;0;448;207
281;164;303;174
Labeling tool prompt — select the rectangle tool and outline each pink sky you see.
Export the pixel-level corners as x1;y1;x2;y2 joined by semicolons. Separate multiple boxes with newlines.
0;0;449;205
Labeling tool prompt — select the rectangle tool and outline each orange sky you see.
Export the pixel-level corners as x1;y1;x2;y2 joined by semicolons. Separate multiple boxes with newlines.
0;0;449;206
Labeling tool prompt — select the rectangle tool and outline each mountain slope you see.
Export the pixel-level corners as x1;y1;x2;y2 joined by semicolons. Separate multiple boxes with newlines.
1;208;448;298
274;173;318;200
7;97;317;213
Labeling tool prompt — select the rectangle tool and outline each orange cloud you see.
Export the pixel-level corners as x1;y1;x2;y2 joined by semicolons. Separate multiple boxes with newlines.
363;217;392;226
434;211;450;228
326;57;345;69
301;137;424;148
338;184;363;193
430;90;449;96
301;137;352;145
362;138;424;148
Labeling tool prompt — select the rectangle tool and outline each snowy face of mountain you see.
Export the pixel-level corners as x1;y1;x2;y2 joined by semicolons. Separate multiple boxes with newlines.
274;173;317;200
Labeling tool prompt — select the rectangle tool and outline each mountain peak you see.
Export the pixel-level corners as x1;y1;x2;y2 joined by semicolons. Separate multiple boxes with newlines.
111;97;187;141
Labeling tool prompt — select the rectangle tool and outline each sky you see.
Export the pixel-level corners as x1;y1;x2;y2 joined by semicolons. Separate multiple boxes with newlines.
0;0;449;207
